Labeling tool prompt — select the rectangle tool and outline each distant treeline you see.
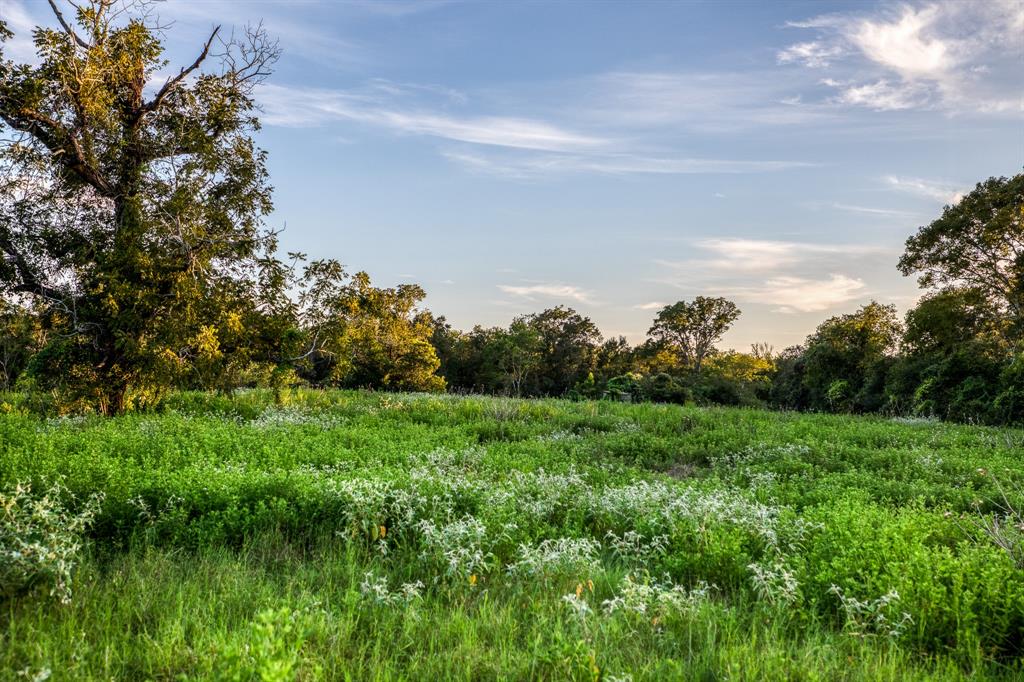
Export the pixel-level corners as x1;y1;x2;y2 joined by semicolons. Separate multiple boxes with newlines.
3;173;1022;425
0;5;1020;421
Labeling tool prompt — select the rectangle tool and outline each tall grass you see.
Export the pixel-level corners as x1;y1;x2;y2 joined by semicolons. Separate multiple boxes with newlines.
2;389;1023;679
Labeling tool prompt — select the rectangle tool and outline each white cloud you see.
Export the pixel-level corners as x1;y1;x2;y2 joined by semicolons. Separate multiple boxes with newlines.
2;0;43;64
781;2;1024;114
851;5;952;79
653;239;884;314
634;301;666;310
828;202;919;218
884;175;964;204
777;41;843;68
444;149;813;179
582;71;834;131
833;79;927;111
497;283;593;303
256;84;606;152
724;274;867;313
685;238;885;273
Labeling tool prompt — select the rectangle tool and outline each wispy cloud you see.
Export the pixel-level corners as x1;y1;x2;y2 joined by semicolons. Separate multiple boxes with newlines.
777;41;844;68
256;83;606;152
654;238;884;313
780;1;1024;114
2;0;43;63
579;71;835;132
884;175;964;204
634;301;666;310
813;202;920;218
444;149;813;179
497;283;594;304
722;274;868;313
826;78;929;111
677;238;887;273
257;74;818;177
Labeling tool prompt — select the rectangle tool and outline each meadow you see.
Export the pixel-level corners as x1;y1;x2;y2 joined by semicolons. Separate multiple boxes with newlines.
2;390;1024;681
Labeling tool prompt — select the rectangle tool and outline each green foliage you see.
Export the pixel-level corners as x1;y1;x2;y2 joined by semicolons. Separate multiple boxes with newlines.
298;263;445;392
1;481;101;604
0;300;39;390
0;2;281;413
0;391;1023;677
799;301;902;413
647;297;741;373
899;174;1024;328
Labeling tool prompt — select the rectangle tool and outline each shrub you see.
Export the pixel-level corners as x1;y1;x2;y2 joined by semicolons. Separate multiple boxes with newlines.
1;482;103;604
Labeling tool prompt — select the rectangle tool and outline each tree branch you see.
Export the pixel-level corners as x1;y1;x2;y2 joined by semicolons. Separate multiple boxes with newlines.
142;26;221;114
0;228;66;302
47;0;92;50
0;110;115;197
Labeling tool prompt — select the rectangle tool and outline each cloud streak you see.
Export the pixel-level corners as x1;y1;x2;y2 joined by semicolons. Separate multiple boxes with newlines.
884;175;964;204
256;84;607;152
497;283;594;304
443;149;813;179
682;238;888;273
722;274;868;313
257;78;817;176
654;238;887;313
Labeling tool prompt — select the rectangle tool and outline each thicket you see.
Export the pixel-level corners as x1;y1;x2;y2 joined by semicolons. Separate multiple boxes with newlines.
2;391;1023;677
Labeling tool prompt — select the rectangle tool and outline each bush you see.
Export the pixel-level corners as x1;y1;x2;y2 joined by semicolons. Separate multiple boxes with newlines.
1;482;103;604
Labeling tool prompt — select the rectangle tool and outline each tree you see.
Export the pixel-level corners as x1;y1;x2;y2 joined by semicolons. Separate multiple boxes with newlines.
902;288;1004;357
520;306;602;396
800;301;902;412
0;2;280;413
647;297;740;373
297;262;445;392
899;174;1024;329
483;320;542;397
885;288;1010;422
0;300;40;389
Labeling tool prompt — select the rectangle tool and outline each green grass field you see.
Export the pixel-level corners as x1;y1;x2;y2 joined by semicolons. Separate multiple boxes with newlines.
2;390;1023;680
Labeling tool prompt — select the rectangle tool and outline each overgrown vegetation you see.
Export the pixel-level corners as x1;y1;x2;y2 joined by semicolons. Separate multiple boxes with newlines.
1;3;1021;426
1;389;1023;679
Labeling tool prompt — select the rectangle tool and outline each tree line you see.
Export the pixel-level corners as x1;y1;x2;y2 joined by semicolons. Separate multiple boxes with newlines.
1;3;1021;423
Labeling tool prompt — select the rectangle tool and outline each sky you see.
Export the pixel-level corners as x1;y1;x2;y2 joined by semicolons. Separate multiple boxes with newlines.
5;0;1023;350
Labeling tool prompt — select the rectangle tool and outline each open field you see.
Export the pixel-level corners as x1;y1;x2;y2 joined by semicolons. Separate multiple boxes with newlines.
2;390;1024;680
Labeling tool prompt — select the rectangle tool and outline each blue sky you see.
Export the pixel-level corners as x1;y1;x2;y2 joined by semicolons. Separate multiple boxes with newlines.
6;0;1023;349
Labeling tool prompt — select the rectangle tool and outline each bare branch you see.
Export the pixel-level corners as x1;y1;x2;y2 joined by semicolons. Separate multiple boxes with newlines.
141;25;221;114
216;22;281;92
0;109;115;197
47;0;92;50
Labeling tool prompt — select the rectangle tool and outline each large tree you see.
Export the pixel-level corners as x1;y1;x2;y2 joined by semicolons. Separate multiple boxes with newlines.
898;174;1024;329
0;1;280;412
520;306;602;396
647;296;740;373
297;260;445;392
800;301;902;412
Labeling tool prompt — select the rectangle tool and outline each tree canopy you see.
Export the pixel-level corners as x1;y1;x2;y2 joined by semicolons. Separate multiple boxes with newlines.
648;297;740;373
899;174;1024;330
0;1;280;412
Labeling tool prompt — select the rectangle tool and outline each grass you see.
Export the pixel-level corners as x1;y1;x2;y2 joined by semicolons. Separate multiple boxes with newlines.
2;389;1023;680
